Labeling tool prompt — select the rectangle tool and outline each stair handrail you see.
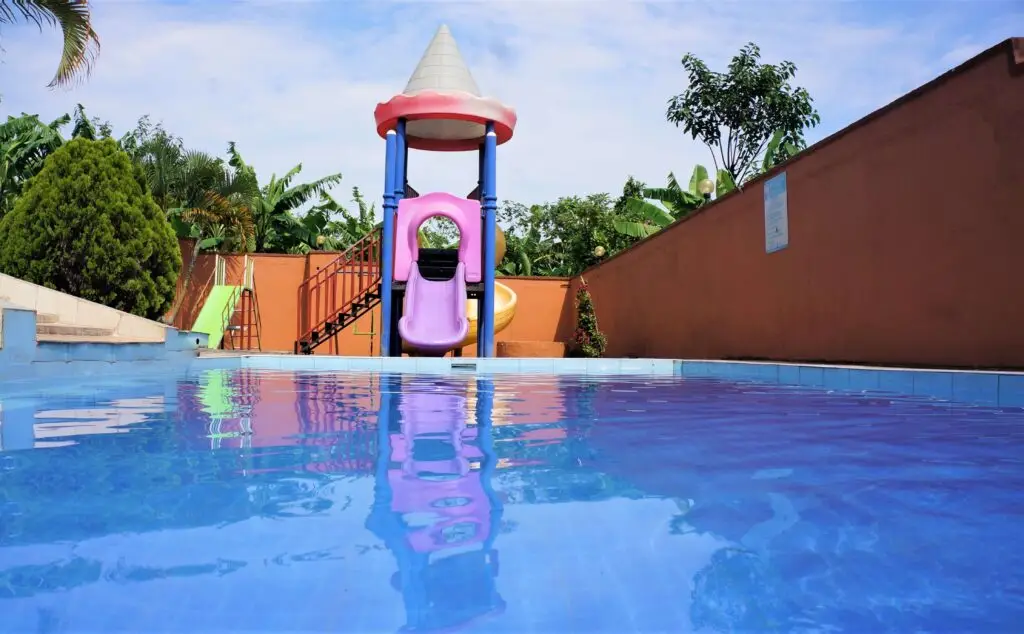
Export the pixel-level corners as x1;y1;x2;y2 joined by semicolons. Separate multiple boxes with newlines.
296;227;383;348
248;271;263;351
220;285;243;349
224;269;263;352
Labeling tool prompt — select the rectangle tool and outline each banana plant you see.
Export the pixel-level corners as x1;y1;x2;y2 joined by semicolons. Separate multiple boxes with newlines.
226;142;343;253
290;187;379;253
613;167;703;238
741;129;803;184
0;112;69;217
613;163;742;239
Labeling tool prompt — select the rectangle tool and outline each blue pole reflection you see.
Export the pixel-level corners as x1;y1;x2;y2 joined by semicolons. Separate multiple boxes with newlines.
367;375;505;631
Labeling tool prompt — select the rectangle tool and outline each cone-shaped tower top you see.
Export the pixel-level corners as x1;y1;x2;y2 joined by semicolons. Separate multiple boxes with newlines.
403;25;481;96
374;25;517;151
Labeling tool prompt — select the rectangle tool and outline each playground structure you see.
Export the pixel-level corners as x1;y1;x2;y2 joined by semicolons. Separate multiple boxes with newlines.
295;25;519;357
192;255;262;351
367;375;506;630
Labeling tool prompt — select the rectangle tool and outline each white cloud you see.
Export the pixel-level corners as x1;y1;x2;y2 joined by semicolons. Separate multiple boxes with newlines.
0;0;1018;209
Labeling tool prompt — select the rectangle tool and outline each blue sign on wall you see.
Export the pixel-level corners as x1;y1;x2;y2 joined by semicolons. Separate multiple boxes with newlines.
763;172;789;254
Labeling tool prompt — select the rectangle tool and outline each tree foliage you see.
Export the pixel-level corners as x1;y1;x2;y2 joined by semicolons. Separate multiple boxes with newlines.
224;142;343;253
0;41;823;295
666;42;820;185
1;0;101;87
0;112;69;217
0;138;180;319
498;194;643;277
613;165;739;239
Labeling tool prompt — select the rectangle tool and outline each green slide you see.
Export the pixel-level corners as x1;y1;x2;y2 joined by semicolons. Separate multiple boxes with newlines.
192;285;241;349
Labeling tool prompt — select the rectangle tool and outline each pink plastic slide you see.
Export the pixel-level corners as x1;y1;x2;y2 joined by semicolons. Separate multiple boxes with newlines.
398;261;470;355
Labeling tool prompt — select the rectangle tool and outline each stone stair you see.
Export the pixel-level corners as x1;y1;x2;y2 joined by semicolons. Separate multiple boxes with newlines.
34;312;118;342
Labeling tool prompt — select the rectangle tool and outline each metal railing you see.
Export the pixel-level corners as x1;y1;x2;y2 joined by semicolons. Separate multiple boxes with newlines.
295;228;382;352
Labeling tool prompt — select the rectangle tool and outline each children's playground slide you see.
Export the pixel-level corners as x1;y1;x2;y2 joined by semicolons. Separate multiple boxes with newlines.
401;281;517;354
398;262;471;355
465;281;517;345
370;23;522;358
192;285;240;349
393;193;518;356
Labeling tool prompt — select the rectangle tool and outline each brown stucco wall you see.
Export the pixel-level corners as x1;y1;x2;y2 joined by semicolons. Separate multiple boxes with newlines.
170;246;571;355
576;38;1024;369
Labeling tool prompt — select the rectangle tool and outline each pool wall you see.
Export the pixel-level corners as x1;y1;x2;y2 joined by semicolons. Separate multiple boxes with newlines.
196;354;678;376
2;294;1022;411
194;355;1024;409
678;360;1024;409
0;305;208;381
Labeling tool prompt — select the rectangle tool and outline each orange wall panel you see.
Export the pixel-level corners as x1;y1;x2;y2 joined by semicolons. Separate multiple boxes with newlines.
171;251;571;355
575;40;1024;369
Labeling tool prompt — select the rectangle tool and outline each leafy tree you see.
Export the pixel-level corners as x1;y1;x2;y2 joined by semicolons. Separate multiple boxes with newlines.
1;0;101;87
666;42;820;186
117;117;256;323
0;105;118;218
290;187;378;253
225;142;343;253
498;194;636;277
754;129;802;175
0;138;180;319
69;103;112;140
0;112;69;217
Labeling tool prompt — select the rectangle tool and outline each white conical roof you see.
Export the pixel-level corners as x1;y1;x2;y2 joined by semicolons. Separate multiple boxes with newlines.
402;24;481;96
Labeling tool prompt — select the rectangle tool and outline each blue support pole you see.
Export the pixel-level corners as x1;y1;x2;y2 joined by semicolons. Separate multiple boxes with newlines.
380;130;398;357
477;142;484;197
475;377;503;548
395;119;407;205
479;123;498;358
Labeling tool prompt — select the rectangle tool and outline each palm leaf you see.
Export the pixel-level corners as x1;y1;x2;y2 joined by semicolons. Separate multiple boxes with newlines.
0;0;102;87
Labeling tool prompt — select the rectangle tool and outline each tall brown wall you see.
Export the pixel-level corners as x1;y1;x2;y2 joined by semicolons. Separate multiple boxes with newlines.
577;38;1024;369
170;245;571;355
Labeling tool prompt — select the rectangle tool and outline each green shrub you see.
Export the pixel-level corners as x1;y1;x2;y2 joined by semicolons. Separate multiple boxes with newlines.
572;278;607;358
0;138;180;320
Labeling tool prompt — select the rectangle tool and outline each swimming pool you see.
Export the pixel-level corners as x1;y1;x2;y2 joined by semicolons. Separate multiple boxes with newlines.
1;368;1022;632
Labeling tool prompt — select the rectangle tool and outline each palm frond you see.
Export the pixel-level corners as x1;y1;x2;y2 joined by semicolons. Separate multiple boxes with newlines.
0;0;102;87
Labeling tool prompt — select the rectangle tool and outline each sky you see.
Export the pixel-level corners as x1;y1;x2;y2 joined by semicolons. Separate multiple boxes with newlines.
0;0;1020;210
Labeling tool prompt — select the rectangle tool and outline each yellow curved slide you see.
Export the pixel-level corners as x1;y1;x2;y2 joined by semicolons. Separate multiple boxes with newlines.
463;281;517;347
402;281;517;353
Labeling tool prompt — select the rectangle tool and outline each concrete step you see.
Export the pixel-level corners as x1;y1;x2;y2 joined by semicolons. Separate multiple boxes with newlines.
36;323;115;337
36;333;159;344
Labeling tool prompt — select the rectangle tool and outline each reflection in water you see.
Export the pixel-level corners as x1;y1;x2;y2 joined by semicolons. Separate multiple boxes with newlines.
1;372;1021;631
367;375;505;631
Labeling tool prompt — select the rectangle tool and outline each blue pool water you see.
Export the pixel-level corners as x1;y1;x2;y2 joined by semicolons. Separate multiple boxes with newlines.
1;369;1023;632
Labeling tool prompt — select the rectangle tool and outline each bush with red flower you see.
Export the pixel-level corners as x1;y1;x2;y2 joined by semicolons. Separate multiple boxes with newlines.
572;278;607;358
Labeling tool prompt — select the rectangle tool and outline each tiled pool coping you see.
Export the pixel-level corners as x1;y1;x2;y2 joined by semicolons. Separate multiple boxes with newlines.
2;344;1023;409
198;354;678;376
192;355;1024;409
679;359;1024;409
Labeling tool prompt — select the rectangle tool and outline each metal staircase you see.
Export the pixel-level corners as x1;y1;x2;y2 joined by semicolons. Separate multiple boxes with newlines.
295;228;382;355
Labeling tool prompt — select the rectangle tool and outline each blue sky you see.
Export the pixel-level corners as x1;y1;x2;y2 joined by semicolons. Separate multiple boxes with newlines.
0;0;1020;207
